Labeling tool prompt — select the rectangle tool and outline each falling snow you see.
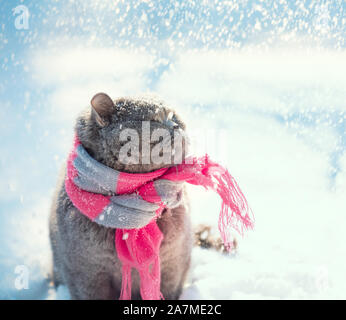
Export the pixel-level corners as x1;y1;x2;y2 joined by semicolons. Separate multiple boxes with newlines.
0;0;345;300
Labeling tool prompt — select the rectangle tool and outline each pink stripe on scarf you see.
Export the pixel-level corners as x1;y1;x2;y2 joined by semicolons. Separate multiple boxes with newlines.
65;137;110;220
116;180;165;300
116;168;167;195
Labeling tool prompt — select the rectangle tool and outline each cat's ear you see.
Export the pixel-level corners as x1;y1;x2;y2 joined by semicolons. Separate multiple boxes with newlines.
90;92;115;126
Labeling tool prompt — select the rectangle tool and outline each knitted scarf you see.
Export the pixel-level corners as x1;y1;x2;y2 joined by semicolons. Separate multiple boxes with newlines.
65;135;254;300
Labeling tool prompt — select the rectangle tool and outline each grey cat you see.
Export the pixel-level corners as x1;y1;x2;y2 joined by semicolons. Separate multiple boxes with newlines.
49;93;192;300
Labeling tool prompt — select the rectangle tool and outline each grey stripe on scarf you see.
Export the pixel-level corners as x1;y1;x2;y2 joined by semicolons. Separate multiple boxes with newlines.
72;144;183;229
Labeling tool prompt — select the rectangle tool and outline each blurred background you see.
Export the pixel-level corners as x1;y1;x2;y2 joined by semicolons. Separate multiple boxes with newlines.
0;0;345;299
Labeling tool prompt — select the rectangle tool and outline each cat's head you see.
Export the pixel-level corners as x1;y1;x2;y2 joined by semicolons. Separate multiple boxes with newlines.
76;93;188;173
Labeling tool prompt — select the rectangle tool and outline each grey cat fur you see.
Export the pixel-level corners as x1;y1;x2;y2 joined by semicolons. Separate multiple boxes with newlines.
49;93;192;300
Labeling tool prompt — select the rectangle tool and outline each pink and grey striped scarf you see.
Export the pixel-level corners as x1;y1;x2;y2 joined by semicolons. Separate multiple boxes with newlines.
65;135;254;300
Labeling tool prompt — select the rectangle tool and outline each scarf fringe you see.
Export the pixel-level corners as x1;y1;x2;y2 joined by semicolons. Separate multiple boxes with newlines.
139;257;164;300
116;222;164;301
119;260;163;300
198;155;254;251
120;265;132;300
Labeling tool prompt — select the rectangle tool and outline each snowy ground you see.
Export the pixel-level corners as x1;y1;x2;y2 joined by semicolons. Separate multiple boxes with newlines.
1;1;346;300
